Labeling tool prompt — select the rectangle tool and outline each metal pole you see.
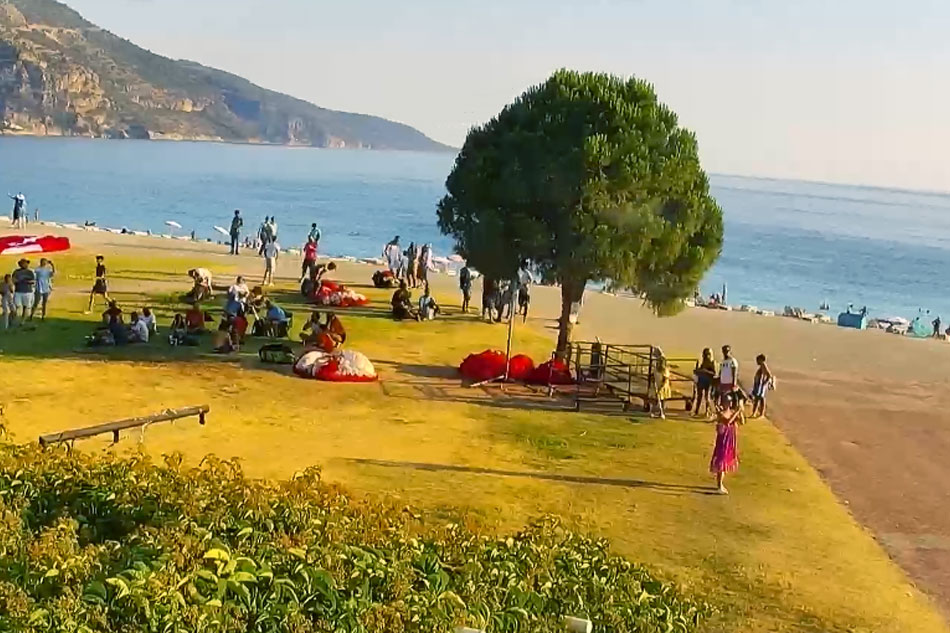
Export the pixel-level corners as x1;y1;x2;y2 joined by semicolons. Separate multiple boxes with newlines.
503;276;518;381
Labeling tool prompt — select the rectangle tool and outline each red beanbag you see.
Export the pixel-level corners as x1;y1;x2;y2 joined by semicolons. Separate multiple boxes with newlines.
507;354;535;381
460;349;507;381
528;358;573;385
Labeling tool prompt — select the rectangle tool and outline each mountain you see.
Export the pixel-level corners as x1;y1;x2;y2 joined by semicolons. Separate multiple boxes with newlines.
0;0;452;151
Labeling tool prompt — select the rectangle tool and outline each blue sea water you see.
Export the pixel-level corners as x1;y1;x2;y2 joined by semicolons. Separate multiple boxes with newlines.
1;137;948;320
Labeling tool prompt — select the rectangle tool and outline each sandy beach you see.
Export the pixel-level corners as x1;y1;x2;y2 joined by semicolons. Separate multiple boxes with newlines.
3;223;949;621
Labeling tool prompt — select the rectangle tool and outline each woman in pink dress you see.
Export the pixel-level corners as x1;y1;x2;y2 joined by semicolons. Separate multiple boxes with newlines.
710;392;744;494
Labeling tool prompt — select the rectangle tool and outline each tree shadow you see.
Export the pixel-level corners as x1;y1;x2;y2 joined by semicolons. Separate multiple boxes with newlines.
346;458;717;496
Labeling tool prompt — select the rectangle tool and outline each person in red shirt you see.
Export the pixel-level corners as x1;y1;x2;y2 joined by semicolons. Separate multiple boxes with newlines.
299;238;318;284
185;302;206;334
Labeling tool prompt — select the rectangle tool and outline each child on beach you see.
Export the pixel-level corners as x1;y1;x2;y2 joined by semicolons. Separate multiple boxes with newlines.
750;354;774;418
710;391;745;494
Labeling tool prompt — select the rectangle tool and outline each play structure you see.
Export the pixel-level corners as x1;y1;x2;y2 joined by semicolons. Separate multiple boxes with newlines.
565;342;697;412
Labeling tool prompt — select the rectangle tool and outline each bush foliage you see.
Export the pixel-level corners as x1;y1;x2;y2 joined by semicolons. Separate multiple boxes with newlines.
0;443;709;632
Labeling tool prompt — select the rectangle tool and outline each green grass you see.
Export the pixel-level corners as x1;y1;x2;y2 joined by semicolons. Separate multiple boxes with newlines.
0;246;946;633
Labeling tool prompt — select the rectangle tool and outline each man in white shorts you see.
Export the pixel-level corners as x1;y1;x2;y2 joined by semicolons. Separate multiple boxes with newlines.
262;240;280;286
11;258;35;325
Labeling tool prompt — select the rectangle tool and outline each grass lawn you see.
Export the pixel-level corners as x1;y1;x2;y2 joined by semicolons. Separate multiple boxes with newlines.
0;244;946;633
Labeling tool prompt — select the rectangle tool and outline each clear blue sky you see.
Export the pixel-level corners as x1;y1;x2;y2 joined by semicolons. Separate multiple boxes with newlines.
67;0;950;190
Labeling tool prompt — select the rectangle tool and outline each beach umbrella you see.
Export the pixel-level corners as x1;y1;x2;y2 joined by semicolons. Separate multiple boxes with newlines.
448;254;465;263
0;235;71;255
165;220;182;229
213;225;230;237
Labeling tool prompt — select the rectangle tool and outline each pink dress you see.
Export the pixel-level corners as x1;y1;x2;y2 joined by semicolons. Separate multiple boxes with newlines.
709;416;739;474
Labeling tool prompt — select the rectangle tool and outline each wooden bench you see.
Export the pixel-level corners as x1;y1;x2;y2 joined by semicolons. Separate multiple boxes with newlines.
38;405;209;448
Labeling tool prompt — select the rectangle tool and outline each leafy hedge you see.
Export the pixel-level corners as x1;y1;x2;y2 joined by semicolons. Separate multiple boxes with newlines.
0;443;709;632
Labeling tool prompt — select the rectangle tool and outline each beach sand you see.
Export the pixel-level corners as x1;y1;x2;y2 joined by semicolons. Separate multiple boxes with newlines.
4;223;950;617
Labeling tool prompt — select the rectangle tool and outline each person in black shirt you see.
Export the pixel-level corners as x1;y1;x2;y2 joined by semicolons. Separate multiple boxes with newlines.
229;209;243;255
459;265;472;313
86;255;111;313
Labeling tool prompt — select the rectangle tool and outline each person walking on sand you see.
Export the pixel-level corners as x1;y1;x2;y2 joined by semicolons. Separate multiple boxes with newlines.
262;239;280;286
229;209;244;255
933;315;942;338
383;236;401;275
750;354;774;418
11;258;35;325
30;258;55;320
8;192;25;228
718;344;739;396
308;222;321;245
405;242;418;288
86;255;111;312
710;392;744;494
419;243;433;286
459;264;472;312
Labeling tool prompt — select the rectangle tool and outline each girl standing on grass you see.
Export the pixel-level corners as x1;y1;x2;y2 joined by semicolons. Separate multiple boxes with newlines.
651;348;672;419
710;391;744;494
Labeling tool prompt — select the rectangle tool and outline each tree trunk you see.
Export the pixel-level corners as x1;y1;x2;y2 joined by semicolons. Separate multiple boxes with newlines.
556;279;586;358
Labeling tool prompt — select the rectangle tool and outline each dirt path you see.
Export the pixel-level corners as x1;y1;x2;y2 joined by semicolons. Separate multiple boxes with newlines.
518;288;950;617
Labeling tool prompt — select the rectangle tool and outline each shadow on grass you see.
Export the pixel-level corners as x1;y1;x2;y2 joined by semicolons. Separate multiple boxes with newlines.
347;457;717;495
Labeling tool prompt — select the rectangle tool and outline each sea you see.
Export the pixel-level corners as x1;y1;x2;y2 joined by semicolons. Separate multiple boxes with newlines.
1;136;948;321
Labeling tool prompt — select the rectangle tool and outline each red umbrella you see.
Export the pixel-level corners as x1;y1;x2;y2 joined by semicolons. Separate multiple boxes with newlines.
0;235;71;256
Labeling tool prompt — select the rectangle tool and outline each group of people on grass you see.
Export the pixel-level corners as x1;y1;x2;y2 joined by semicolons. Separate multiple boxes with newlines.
382;236;434;289
478;270;531;323
1;256;56;328
650;343;774;494
88;300;157;346
391;279;440;321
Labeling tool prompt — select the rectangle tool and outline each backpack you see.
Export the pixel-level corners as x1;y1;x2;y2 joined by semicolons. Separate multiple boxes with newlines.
258;343;295;364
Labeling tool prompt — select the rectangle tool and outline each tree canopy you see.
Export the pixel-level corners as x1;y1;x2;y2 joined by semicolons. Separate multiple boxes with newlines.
438;69;723;352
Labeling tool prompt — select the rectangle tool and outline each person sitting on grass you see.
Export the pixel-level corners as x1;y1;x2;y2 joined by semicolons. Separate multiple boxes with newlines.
300;311;324;346
323;311;346;347
169;314;188;346
102;300;123;326
213;316;240;353
185;303;207;334
141;306;157;335
263;299;290;337
129;311;149;343
391;280;419;321
225;276;250;317
188;268;214;301
418;284;440;321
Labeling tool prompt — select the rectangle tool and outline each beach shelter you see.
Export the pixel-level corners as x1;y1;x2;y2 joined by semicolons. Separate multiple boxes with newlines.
0;235;71;256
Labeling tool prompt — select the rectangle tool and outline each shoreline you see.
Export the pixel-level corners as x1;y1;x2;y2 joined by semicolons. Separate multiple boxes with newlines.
6;218;946;342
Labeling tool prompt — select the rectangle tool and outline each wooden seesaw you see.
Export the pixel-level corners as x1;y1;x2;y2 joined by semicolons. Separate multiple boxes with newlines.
38;405;209;449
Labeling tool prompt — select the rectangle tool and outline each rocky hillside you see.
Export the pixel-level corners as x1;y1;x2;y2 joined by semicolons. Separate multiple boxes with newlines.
0;0;451;150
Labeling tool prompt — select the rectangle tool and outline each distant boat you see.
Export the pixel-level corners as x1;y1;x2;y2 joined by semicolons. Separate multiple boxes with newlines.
165;220;182;229
213;225;230;237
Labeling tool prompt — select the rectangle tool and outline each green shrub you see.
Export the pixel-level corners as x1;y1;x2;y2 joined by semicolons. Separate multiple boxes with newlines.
0;442;709;632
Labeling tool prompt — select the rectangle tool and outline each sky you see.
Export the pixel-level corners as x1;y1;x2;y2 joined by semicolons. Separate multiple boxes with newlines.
64;0;950;191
